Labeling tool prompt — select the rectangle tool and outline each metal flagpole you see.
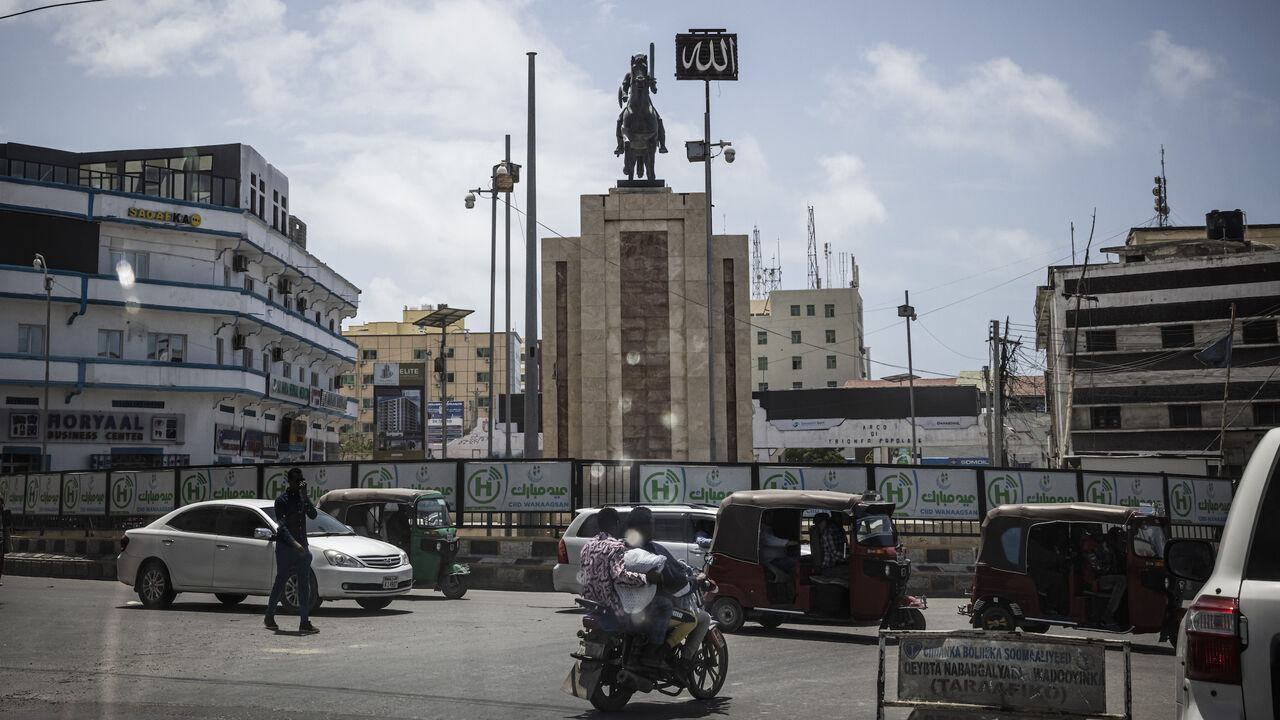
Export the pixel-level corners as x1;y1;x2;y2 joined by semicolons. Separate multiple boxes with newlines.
524;51;540;458
704;78;717;462
504;134;513;458
487;163;497;458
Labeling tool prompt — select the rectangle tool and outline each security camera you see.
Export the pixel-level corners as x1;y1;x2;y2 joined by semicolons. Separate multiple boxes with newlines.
724;146;735;164
496;163;510;177
464;192;476;209
32;254;45;271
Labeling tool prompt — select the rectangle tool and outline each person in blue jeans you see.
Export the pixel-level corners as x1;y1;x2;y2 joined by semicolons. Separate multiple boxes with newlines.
265;468;319;634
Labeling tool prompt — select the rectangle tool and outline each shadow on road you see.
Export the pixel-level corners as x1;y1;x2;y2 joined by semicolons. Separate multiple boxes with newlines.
568;696;732;719
733;625;881;645
115;601;412;618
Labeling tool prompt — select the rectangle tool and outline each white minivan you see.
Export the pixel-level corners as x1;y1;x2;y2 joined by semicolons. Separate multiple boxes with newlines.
1168;427;1280;719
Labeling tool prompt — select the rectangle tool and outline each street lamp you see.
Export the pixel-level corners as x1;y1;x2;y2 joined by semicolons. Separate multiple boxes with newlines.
897;291;919;464
685;138;736;462
415;306;473;460
32;254;51;471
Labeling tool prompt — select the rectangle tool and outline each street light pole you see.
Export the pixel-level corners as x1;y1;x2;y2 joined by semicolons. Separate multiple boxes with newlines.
898;291;919;463
487;162;497;459
34;254;50;471
524;51;540;458
703;79;717;463
504;134;513;458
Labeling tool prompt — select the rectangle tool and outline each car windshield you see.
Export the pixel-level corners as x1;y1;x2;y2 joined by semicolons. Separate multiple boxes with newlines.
416;497;452;528
855;514;897;547
1133;522;1166;558
263;506;354;536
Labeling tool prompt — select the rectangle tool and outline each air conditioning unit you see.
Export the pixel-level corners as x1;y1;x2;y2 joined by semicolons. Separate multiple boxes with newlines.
232;334;247;350
232;255;249;273
271;348;284;362
278;277;293;294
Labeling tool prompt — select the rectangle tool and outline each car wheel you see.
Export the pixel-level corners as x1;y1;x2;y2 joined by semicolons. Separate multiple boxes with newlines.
137;560;176;609
978;605;1015;631
215;593;247;606
441;574;467;599
1020;621;1051;633
357;597;393;611
757;615;784;630
281;571;321;614
709;597;744;633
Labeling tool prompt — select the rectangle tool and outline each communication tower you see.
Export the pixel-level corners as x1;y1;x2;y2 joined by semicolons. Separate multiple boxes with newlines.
807;205;820;289
1153;145;1171;228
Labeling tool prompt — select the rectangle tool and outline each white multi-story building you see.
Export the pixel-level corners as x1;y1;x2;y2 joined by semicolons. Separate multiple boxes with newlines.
750;287;869;391
0;142;360;472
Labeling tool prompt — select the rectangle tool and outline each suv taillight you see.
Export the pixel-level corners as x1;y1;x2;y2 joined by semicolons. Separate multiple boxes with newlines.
119;534;129;552
557;538;568;564
1185;595;1243;685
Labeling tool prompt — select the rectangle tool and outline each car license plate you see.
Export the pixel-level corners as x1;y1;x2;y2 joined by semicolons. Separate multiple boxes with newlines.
382;575;398;589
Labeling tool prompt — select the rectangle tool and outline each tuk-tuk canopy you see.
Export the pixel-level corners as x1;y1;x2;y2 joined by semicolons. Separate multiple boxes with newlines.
317;488;441;508
982;502;1140;528
718;489;869;513
711;489;889;565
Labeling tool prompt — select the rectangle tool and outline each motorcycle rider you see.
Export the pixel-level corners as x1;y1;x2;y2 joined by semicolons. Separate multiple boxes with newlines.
625;507;709;664
578;508;655;629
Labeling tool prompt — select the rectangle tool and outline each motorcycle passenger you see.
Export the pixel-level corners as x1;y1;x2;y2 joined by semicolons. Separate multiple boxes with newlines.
579;508;652;628
1082;529;1127;628
624;507;690;666
628;507;712;661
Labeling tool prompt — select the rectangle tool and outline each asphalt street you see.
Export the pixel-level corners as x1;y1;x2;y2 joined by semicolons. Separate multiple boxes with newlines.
0;576;1176;719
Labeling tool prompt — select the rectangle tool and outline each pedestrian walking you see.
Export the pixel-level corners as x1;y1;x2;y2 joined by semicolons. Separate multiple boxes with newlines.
264;468;319;634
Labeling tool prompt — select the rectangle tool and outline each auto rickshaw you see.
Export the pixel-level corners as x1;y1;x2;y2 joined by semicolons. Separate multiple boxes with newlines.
704;489;927;632
318;488;469;599
961;502;1203;646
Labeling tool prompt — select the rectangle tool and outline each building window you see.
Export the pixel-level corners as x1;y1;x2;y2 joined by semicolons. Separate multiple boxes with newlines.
1243;320;1278;345
243;277;254;293
361;349;377;360
18;324;45;355
263;353;270;372
826;355;837;369
789;304;800;316
1161;325;1194;349
108;250;149;279
339;374;354;387
478;397;490;408
791;356;802;370
825;329;837;343
791;330;802;344
249;173;257;216
298;366;305;382
217;337;224;365
827;381;838;388
146;333;185;362
1254;403;1280;425
1085;330;1117;352
1090;406;1121;429
758;382;769;391
792;381;804;389
362;398;373;409
757;357;768;371
361;422;374;433
477;372;491;383
806;304;815;316
443;347;454;359
477;347;492;358
311;372;319;387
361;373;374;385
1169;404;1202;428
223;265;231;287
97;329;123;359
413;349;427;360
282;361;291;378
242;349;253;369
824;304;835;318
756;331;767;345
444;372;455;383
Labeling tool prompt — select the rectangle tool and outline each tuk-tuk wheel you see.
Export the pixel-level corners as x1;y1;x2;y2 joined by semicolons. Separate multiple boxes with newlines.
978;605;1015;631
1020;621;1050;633
441;574;467;599
709;597;744;633
888;608;926;631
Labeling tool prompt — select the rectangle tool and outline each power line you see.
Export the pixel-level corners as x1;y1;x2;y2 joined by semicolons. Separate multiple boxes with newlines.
0;0;105;21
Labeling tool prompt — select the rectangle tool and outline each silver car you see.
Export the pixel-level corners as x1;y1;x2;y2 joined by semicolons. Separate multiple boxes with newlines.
553;504;718;594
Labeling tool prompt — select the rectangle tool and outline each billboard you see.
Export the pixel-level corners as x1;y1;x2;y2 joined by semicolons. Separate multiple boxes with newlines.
1168;476;1233;525
873;467;980;519
1081;474;1166;515
62;472;107;516
263;464;350;502
427;401;443;446
0;475;25;512
637;464;752;505
446;400;464;440
179;466;259;505
358;462;459;509
984;470;1078;508
760;466;868;495
373;385;425;460
463;461;572;512
26;473;61;515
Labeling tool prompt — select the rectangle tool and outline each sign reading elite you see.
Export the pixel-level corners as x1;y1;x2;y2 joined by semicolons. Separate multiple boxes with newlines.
674;32;738;81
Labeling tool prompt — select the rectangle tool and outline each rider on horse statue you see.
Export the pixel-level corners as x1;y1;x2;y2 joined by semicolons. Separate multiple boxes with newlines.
615;53;668;157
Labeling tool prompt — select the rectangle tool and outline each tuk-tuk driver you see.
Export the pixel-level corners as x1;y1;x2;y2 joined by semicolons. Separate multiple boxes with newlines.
760;514;800;580
819;513;850;570
1083;529;1127;628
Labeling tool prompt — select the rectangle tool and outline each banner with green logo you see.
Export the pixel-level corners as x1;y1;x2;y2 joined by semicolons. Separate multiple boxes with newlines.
179;467;259;506
873;467;980;519
1168;476;1232;525
26;474;61;515
62;472;107;516
463;462;571;511
0;475;25;513
264;464;351;502
134;471;176;515
984;470;1078;509
357;462;458;509
760;466;867;495
1081;474;1165;514
637;465;751;505
108;472;138;515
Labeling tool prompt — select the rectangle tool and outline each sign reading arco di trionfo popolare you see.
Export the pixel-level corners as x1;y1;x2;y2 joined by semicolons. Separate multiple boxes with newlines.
463;462;571;512
897;632;1106;715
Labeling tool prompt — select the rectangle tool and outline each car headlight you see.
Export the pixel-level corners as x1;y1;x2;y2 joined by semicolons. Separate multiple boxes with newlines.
323;549;364;568
399;552;409;567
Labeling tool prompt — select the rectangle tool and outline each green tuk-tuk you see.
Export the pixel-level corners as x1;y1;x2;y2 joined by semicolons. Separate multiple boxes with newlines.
318;488;469;598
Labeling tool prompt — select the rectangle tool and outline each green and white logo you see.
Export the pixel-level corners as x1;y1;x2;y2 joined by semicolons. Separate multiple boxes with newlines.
879;471;913;511
111;475;135;510
762;470;799;491
1085;476;1115;505
986;474;1019;507
1170;480;1193;519
642;469;683;504
467;466;504;506
181;472;209;504
64;476;80;511
361;467;394;488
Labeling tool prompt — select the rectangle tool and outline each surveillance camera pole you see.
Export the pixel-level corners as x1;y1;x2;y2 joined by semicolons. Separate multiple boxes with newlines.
703;78;717;462
35;254;50;471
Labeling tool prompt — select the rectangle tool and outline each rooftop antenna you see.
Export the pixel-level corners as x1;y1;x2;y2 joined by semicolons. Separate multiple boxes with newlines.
823;242;832;288
751;225;765;299
1153;145;1171;228
807;205;820;289
769;239;782;293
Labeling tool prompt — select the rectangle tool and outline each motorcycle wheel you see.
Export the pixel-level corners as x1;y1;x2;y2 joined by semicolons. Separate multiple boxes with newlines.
709;597;744;633
889;608;927;630
589;678;634;711
440;574;467;599
686;630;729;700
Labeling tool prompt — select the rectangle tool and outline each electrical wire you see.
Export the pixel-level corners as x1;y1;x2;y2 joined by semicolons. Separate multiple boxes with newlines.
0;0;103;21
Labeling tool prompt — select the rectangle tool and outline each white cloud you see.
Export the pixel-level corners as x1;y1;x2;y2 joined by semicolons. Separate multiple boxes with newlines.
1145;30;1217;102
804;154;887;241
832;44;1108;161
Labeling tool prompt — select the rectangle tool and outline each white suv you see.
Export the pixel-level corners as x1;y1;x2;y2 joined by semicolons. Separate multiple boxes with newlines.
553;505;718;594
1169;427;1280;719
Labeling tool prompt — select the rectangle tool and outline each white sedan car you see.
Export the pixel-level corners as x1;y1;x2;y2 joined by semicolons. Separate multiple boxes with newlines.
117;499;413;611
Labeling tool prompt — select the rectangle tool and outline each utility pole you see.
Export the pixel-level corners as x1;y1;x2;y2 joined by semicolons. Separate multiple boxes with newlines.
524;51;540;458
1061;211;1097;467
983;365;995;463
1217;303;1237;476
991;320;1003;467
504;134;513;458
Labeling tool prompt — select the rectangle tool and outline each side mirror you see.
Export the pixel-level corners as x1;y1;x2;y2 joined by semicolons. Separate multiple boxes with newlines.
346;525;355;534
1165;539;1215;582
254;528;275;541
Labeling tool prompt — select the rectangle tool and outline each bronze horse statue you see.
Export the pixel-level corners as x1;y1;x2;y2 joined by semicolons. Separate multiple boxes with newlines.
615;52;667;180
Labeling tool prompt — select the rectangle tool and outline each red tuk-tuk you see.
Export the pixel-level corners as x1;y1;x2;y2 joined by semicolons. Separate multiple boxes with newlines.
962;502;1193;645
705;489;927;632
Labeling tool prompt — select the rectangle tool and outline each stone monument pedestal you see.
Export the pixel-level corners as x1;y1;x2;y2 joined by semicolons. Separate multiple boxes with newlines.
541;186;751;462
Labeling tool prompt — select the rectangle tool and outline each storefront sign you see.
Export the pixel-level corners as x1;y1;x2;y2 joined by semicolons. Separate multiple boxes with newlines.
373;362;425;387
242;429;264;457
26;473;61;515
897;633;1106;715
17;410;185;444
62;472;107;515
638;464;752;505
262;432;280;459
1168;476;1232;525
761;466;868;495
310;388;348;412
134;470;176;515
269;377;311;404
874;467;980;519
127;206;202;226
215;424;242;454
264;464;349;501
309;439;325;462
463;462;572;512
358;462;458;509
0;475;27;512
769;418;846;432
985;470;1079;508
1082;474;1165;514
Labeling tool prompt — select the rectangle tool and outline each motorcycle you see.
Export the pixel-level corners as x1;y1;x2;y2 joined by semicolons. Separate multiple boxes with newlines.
563;577;729;711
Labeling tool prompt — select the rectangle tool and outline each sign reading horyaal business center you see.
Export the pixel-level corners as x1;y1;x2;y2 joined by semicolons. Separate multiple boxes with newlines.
674;31;738;81
4;409;184;444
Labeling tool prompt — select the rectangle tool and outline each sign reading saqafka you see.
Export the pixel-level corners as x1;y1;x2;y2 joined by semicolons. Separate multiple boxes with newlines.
674;32;738;81
127;206;202;227
897;633;1106;715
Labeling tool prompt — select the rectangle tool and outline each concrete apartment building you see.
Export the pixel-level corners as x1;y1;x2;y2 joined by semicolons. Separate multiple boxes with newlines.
342;308;522;451
750;287;869;391
1036;211;1280;475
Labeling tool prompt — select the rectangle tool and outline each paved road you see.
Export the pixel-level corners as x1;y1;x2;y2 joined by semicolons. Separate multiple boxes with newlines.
0;576;1175;719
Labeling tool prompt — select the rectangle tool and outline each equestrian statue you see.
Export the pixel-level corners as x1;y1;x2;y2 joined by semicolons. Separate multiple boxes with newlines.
615;49;668;181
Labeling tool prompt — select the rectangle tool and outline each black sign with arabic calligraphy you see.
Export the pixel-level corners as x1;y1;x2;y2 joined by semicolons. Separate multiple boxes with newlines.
674;33;738;81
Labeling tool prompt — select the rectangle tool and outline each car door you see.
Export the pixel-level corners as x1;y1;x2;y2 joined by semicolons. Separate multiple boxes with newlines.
1238;462;1280;720
159;505;221;590
654;512;693;566
213;506;276;594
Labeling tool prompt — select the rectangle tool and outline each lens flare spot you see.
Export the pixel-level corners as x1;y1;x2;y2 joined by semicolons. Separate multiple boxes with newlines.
625;351;641;365
115;260;135;288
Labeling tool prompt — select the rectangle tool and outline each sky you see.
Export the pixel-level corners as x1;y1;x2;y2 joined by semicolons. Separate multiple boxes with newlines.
1;0;1277;379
